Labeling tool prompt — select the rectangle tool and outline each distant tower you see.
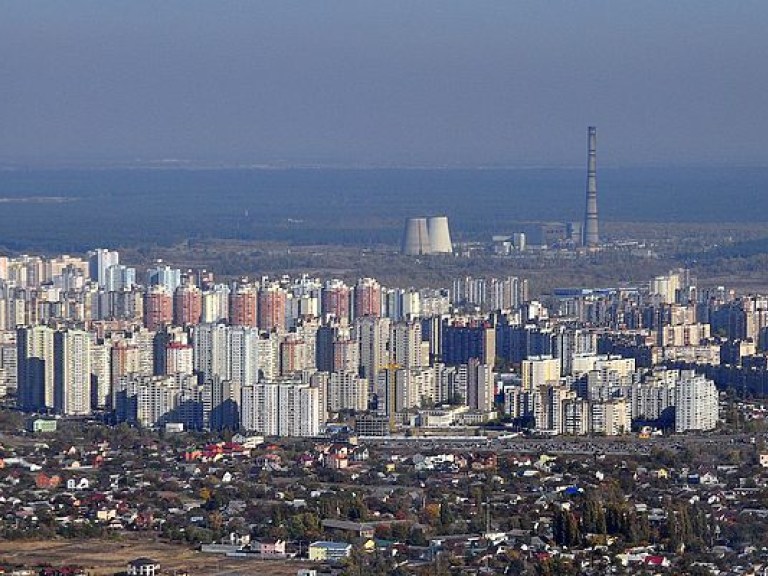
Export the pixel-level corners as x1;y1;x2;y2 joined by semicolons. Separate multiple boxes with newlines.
583;126;599;248
402;218;431;256
427;216;453;254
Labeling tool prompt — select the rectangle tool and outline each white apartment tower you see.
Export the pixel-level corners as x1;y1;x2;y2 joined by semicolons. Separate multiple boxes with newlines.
327;371;369;413
229;326;260;385
17;325;56;412
389;321;423;369
90;340;112;409
521;356;561;392
54;329;92;416
675;371;718;432
88;248;119;286
240;381;321;437
356;316;391;391
466;359;494;412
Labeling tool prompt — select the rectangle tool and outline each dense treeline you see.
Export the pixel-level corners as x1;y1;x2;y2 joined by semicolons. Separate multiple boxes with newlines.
4;167;768;256
551;486;714;554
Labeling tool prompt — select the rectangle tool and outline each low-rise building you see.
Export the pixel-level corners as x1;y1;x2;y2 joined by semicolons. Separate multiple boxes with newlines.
127;558;160;576
308;541;352;562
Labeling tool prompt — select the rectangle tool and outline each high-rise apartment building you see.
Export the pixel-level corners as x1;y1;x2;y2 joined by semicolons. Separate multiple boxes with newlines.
240;381;321;437
441;322;496;366
88;249;119;286
552;327;598;376
16;325;56;412
675;371;718;432
17;327;92;416
521;356;561;392
353;278;382;319
389;321;423;369
173;283;202;326
114;374;204;429
146;263;182;294
327;371;369;413
54;329;92;416
280;334;310;376
229;326;261;386
165;342;194;375
201;284;231;324
229;286;258;327
466;358;494;412
90;339;112;409
207;376;241;431
144;286;173;331
258;282;287;332
110;340;141;401
193;323;230;383
590;398;630;436
332;337;358;373
356;316;391;390
104;264;136;292
240;381;279;434
321;280;351;323
193;324;261;386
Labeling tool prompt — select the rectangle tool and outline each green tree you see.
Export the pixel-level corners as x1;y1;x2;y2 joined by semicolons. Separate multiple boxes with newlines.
553;509;580;547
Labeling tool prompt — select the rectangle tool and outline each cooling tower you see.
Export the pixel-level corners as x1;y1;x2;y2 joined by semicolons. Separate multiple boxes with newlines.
402;218;431;256
427;216;453;254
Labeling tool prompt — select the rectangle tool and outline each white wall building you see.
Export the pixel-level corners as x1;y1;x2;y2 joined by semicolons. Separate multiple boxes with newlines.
241;381;321;437
327;371;369;413
54;329;92;416
675;371;718;433
521;356;561;392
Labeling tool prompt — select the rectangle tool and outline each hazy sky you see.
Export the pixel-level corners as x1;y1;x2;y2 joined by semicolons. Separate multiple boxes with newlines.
1;1;766;167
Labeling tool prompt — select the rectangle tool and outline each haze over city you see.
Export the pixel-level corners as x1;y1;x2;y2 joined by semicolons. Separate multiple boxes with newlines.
5;4;768;576
1;1;767;167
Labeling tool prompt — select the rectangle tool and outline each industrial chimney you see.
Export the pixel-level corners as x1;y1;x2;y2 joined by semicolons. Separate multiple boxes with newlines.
583;126;599;248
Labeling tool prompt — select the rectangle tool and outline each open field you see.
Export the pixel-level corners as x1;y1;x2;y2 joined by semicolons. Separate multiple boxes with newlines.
0;535;312;575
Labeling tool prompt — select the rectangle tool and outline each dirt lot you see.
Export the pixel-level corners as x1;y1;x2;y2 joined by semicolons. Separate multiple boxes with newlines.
0;535;313;575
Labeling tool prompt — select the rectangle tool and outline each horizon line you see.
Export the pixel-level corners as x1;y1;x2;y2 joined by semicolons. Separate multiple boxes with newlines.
2;160;768;171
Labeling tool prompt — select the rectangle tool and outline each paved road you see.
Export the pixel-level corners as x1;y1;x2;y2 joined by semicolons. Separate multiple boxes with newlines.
363;433;757;456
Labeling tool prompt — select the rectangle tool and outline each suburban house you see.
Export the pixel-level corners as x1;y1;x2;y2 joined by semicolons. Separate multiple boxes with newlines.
127;558;160;576
255;538;286;555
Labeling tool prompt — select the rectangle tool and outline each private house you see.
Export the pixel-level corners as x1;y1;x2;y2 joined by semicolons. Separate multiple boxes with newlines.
255;538;286;555
127;558;160;576
321;519;375;538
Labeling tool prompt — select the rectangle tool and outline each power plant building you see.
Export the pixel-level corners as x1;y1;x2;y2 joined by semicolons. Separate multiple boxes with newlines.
402;216;453;256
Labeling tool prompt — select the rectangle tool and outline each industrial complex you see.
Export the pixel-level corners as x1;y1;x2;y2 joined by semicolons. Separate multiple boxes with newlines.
402;127;602;256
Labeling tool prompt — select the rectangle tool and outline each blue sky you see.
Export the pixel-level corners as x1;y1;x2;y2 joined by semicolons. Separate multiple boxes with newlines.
1;1;766;167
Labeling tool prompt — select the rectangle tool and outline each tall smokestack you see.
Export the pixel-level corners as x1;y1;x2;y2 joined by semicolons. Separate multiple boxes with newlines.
583;126;599;248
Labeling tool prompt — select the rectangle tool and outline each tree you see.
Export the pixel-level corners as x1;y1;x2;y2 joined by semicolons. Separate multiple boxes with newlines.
407;526;427;547
391;522;409;542
581;497;607;535
439;502;454;528
207;511;224;534
553;509;580;547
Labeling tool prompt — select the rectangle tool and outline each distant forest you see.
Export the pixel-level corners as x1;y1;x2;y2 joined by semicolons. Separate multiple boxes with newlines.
1;167;768;254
